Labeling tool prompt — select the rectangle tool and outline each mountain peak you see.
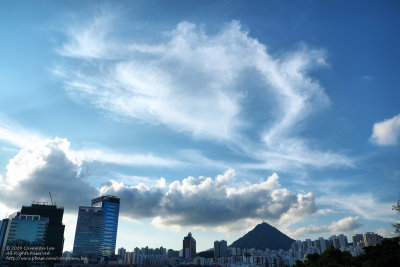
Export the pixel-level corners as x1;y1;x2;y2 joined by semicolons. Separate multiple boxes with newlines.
256;221;273;228
229;222;294;250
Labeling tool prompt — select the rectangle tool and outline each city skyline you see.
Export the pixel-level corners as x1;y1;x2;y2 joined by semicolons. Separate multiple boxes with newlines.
0;199;389;254
0;201;388;265
0;0;399;253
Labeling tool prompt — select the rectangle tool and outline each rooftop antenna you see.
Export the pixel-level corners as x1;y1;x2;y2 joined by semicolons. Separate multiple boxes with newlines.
49;192;54;205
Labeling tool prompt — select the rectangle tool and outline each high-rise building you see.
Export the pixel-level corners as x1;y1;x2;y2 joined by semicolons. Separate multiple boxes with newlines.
329;235;340;249
352;234;364;246
73;206;103;262
214;240;220;258
220;240;227;257
91;195;120;257
214;240;227;258
183;232;196;259
118;247;126;261
313;239;321;254
5;214;48;245
0;213;49;266
337;234;348;249
363;232;383;247
73;195;120;262
20;202;65;263
0;218;12;261
0;203;64;267
318;237;327;253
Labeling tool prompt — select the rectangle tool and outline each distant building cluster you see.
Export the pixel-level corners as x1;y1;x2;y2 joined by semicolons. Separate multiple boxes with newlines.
205;246;295;267
113;246;179;266
291;232;384;261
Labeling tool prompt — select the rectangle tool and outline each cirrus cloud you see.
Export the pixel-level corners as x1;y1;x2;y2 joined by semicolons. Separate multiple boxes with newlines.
54;12;353;171
291;216;362;237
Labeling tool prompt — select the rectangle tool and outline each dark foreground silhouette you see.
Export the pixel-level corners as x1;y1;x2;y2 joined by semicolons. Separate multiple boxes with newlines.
288;237;400;267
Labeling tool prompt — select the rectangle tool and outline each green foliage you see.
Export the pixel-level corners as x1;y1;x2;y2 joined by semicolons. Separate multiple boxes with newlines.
291;238;400;267
296;247;356;267
355;238;400;267
196;250;214;258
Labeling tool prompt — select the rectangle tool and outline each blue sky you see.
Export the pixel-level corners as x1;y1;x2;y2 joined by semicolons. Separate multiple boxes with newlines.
0;0;399;252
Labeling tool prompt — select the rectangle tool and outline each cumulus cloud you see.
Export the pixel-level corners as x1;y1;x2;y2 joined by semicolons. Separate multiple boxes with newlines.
100;170;317;228
99;180;164;219
54;13;352;170
0;138;96;211
0;138;315;231
292;216;362;237
370;114;400;145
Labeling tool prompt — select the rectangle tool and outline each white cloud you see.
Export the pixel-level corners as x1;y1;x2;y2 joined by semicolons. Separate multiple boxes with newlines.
0;115;184;169
0;135;315;233
101;170;317;229
58;10;117;59
291;216;362;237
72;148;184;167
370;114;400;145
242;138;354;171
376;227;397;238
0;114;44;149
58;20;245;141
0;138;96;211
318;193;396;223
55;14;352;170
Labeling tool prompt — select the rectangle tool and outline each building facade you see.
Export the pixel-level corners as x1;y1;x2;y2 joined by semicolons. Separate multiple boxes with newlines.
363;232;383;247
183;232;196;259
73;206;103;262
20;202;65;260
214;240;227;258
73;195;120;263
0;203;64;267
5;214;48;245
92;196;120;257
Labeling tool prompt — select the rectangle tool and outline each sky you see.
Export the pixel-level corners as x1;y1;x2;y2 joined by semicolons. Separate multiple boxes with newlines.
0;0;399;253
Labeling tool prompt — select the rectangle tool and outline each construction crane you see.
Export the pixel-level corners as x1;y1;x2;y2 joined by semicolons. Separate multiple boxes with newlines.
49;192;54;205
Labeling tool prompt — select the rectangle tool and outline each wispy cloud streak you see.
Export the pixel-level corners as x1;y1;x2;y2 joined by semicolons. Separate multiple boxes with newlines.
55;13;353;171
290;216;362;237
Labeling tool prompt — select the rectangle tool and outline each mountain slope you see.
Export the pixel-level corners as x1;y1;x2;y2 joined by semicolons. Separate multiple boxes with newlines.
229;222;294;250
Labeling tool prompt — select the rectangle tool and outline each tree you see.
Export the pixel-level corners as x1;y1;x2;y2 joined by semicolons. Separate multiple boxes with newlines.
290;248;355;267
393;197;400;234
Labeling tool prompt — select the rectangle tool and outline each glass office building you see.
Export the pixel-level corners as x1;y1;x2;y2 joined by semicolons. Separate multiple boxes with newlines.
73;206;103;262
6;214;48;245
0;218;11;261
73;195;120;262
20;203;65;260
92;196;120;258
